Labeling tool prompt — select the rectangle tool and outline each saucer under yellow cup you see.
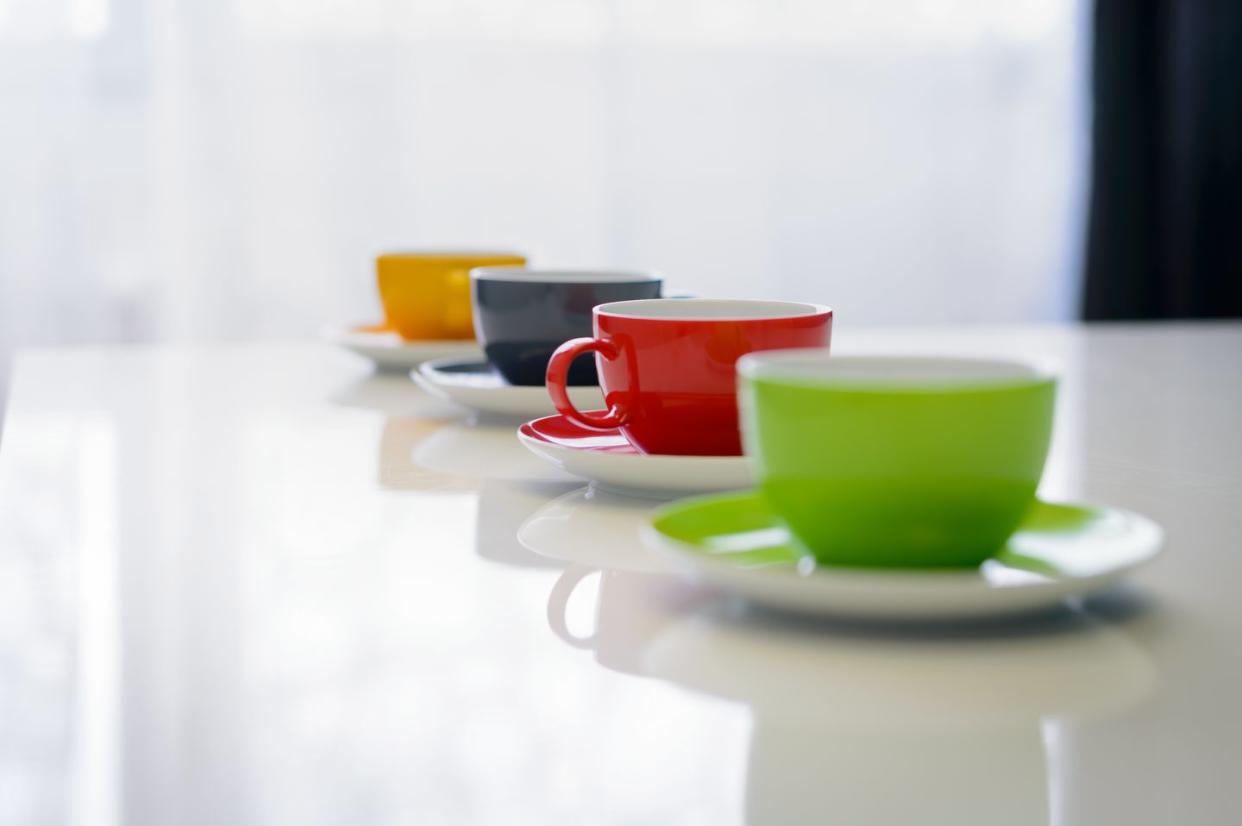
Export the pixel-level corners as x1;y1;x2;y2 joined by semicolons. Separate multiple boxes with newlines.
377;251;525;341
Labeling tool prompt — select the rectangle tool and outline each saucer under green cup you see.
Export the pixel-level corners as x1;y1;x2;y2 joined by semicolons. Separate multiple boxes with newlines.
643;491;1164;620
737;354;1057;568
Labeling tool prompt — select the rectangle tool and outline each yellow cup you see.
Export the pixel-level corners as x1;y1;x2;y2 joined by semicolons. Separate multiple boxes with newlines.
376;251;526;341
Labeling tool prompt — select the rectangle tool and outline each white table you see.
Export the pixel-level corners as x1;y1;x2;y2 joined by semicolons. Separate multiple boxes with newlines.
1;324;1239;825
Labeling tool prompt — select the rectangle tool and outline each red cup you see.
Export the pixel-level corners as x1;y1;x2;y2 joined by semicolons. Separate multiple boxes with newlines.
546;299;833;456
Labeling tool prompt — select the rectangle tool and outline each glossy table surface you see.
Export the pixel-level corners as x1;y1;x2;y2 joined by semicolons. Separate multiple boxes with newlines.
1;323;1240;825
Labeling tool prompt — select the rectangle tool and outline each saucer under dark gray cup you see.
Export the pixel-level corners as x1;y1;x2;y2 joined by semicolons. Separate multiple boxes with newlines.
471;268;663;386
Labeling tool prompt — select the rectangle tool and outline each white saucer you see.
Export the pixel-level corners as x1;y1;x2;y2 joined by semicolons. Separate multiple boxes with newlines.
517;414;753;498
325;324;481;372
644;492;1165;621
413;357;603;419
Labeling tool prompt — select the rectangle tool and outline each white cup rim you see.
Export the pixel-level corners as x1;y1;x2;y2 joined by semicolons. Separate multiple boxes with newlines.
596;298;831;321
738;352;1055;391
471;267;661;283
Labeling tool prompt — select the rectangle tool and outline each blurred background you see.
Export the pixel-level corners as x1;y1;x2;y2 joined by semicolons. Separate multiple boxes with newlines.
0;0;1238;412
0;0;1089;407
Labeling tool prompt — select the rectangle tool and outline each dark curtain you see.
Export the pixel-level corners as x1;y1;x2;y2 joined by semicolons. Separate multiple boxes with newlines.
1084;0;1242;319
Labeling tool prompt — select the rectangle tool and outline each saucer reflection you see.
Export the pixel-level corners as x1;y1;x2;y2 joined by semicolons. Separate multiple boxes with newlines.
329;373;465;417
518;485;670;574
474;480;581;569
536;486;698;670
547;567;1157;824
414;419;576;482
377;417;476;492
645;605;1156;726
647;604;1157;824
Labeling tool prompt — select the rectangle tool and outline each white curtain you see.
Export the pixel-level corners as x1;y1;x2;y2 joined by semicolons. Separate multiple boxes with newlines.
0;0;1086;391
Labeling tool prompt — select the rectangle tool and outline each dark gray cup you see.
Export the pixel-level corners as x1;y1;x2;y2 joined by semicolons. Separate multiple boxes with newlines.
471;268;663;386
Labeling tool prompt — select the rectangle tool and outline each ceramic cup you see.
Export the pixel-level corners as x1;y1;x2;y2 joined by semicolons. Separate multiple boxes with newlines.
377;251;526;341
547;299;833;456
737;352;1057;567
471;268;663;387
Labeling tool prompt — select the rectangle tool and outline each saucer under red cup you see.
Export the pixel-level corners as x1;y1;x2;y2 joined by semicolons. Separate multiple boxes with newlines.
545;298;833;456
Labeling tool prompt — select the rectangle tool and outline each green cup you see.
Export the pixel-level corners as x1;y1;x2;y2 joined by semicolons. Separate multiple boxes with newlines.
737;353;1057;568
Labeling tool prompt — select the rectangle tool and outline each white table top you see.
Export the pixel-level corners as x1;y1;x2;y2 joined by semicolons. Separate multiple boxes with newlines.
1;323;1240;825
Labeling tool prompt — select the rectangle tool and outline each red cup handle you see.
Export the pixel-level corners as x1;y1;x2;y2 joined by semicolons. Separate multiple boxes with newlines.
546;337;627;430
